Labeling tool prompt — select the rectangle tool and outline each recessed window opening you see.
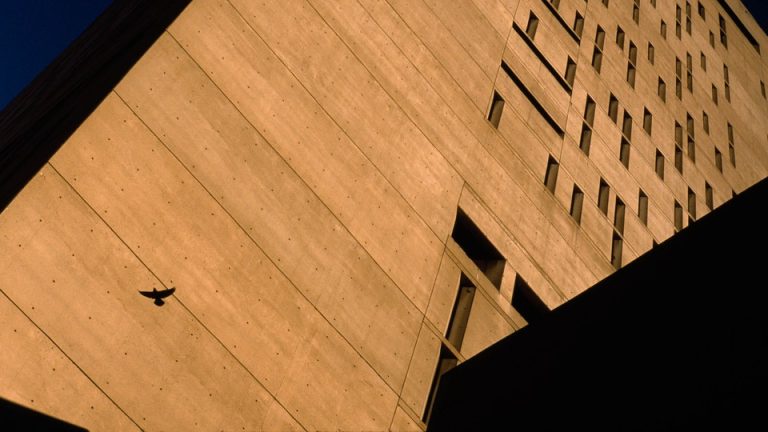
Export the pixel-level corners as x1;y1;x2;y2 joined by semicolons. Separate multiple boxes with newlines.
544;156;559;193
638;191;648;225
598;179;610;215
451;209;506;288
488;91;505;128
570;186;584;224
511;275;549;325
423;344;458;424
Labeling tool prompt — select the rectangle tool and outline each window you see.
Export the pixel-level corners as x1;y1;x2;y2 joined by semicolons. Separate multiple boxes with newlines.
616;26;625;49
686;53;693;92
573;13;584;38
703;111;709;134
638;190;648;225
724;64;731;103
423;345;458;424
728;122;734;143
675;5;682;38
705;182;714;210
570;186;584;224
698;1;705;19
674;201;683;231
564;57;577;88
728;122;735;166
598;179;610;215
544;156;559;193
608;94;619;123
675;57;683;99
661;20;667;39
715;148;723;172
648;42;655;64
643;108;653;135
592;27;605;72
712;84;718;105
633;3;640;24
655;150;665;179
627;63;636;88
487;91;505;128
658;78;666;101
629;42;638;64
614;198;626;234
762;81;766;99
451;209;506;288
685;1;692;34
620;138;631;168
511;275;549;325
622;111;632;140
446;275;476;350
688;188;697;220
611;232;623;269
709;30;715;47
686;113;695;162
579;124;592;155
584;96;596;126
526;12;539;39
719;14;728;48
675;121;684;173
701;52;707;71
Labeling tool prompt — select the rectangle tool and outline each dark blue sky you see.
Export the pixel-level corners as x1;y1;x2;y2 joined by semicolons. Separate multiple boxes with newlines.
0;0;766;111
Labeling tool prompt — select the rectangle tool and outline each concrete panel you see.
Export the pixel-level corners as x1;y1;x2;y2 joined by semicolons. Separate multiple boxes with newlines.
461;292;514;358
400;324;442;421
0;166;301;431
0;293;137;431
390;404;424;432
168;0;443;313
113;33;420;390
46;92;398;428
425;254;462;335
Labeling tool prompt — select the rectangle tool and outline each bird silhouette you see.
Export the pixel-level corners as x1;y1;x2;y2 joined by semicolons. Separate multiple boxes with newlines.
138;287;176;306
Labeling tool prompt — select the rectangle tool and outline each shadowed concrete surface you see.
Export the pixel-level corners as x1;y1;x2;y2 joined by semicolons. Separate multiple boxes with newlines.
429;176;768;430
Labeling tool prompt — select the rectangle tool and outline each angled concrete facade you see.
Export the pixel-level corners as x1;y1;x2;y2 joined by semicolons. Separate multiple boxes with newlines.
1;0;767;430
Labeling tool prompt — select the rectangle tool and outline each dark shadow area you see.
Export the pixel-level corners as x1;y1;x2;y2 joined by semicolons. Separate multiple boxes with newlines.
0;0;192;213
430;176;768;431
0;397;87;431
451;209;505;288
139;287;176;306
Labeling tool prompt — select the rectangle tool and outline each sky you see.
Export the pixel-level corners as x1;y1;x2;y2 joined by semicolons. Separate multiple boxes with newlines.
0;0;766;111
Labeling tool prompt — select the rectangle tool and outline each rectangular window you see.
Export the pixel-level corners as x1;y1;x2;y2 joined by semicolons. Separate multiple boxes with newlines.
709;30;715;47
658;78;666;101
675;144;684;173
655;150;665;179
592;47;603;73
616;26;625;49
676;5;682;38
451;209;506;288
638;190;648;225
423;345;458;424
687;136;696;162
579;124;592;155
728;122;734;143
511;275;549;325
729;143;736;166
675;121;683;148
573;13;584;38
661;20;667;39
622;111;632;140
584;96;596;126
676;78;683;99
703;111;709;134
648;42;655;64
701;52;707;71
611;232;623;269
598;179;610;215
633;3;640;24
626;63;636;88
698;1;705;19
564;58;577;88
526;12;539;39
629;42;638;64
608;94;619;123
570;186;584;224
595;26;606;49
712;85;718;105
715;148;723;172
719;14;728;48
705;182;714;210
446;275;476;350
762;81;766;99
614;197;626;234
487;91;505;128
688;188;697;219
544;156;559;193
725;83;730;102
620;138;631;168
643;108;652;135
674;201;683;231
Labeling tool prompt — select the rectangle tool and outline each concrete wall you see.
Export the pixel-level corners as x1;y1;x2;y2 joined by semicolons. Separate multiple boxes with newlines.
1;0;767;430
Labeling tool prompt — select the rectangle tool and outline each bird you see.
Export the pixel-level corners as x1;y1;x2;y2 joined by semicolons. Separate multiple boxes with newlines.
138;287;176;306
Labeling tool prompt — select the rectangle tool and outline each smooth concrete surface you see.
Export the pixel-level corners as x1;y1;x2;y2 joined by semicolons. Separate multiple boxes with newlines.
1;0;768;430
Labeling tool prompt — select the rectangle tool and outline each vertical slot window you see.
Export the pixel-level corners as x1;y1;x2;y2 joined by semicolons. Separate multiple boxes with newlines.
544;156;559;193
598;179;610;215
705;182;714;210
674;201;683;231
616;26;625;49
565;57;577;88
661;20;667;39
570;186;584;224
488;91;505;128
573;13;584;38
526;12;539;40
451;209;506;289
611;232;623;269
638;190;648;225
643;108;653;135
648;42;655;64
658;78;666;101
688;188;697;220
703;111;709;134
511;275;549;325
701;52;707;71
622;111;632;140
620;138;631;168
715;148;723;172
614;198;626;234
608;94;619;123
655;150;665;179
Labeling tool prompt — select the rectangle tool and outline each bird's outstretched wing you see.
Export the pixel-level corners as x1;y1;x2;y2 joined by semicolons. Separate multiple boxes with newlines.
138;287;176;299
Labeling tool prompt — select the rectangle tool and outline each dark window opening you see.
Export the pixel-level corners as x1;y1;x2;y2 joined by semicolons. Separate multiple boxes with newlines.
598;179;610;215
511;275;549;325
655;150;665;179
611;232;623;269
614;197;626;234
570;186;584;224
705;182;714;210
638;190;648;225
620;138;631;168
608;94;619;122
423;344;458;424
488;91;505;128
451;209;506;288
526;13;539;39
544;156;559;193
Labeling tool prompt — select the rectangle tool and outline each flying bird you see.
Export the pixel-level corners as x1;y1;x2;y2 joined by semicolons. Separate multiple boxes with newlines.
139;287;176;306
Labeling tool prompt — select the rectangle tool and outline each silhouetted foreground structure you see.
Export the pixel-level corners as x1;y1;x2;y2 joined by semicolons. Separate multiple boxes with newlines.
0;398;86;432
429;177;768;430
